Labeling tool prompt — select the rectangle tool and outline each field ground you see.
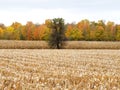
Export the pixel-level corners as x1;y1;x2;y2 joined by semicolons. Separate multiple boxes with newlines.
1;40;120;49
0;49;120;90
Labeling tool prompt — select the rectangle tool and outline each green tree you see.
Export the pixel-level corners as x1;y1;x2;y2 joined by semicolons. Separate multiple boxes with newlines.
48;18;65;49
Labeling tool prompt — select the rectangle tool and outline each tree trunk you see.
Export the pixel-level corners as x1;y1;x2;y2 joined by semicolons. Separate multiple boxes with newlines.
57;43;60;49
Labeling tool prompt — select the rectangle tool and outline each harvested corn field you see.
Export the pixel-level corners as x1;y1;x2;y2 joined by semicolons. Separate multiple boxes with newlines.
0;49;120;90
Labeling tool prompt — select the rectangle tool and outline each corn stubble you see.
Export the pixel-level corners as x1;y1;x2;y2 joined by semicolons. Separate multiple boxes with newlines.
0;49;120;90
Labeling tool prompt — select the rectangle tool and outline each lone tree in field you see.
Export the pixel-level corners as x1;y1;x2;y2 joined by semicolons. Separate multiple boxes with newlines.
48;18;65;49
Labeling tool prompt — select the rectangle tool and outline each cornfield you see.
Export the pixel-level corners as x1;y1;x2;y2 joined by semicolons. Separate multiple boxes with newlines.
0;49;120;90
1;40;120;49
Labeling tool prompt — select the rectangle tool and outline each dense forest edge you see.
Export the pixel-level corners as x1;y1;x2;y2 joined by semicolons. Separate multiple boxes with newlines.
0;19;120;41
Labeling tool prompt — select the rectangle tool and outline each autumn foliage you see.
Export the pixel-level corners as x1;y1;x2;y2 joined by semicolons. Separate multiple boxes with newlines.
0;19;120;41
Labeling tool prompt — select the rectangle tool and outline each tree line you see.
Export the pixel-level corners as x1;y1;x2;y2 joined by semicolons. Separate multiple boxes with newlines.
0;19;120;41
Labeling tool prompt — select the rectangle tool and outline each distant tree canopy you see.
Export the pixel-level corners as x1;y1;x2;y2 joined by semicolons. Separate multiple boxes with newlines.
0;19;120;41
